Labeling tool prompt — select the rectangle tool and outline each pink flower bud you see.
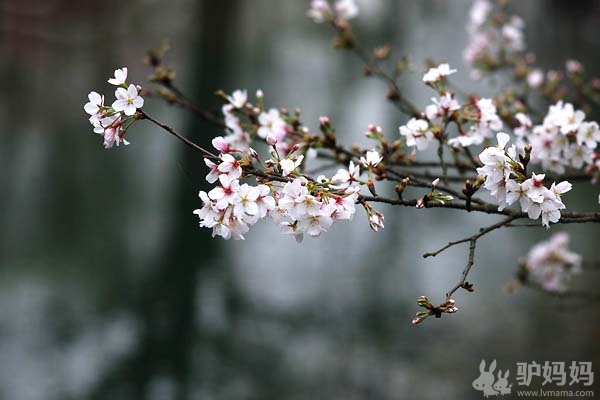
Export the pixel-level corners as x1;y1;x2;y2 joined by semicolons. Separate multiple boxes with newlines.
266;135;278;146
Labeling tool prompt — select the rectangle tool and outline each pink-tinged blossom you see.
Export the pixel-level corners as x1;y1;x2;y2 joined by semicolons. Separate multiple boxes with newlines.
564;143;594;169
550;181;572;198
279;221;304;243
425;93;460;120
566;59;583;74
255;185;276;218
193;191;220;228
258;108;287;140
527;189;566;228
399;118;433;151
226;89;247;109
334;0;359;20
279;155;304;176
360;150;383;167
469;0;492;27
520;173;547;203
208;175;240;209
476;132;511;187
102;116;129;149
577;121;600;149
473;98;502;139
422;63;457;84
217;153;243;179
204;158;220;184
295;194;323;217
505;180;533;212
233;183;259;218
514;113;532;137
448;135;478;148
92;114;118;135
527;69;544;88
222;104;244;136
307;0;332;23
501;19;524;52
108;67;128;86
298;212;334;237
112;84;144;116
521;233;582;293
212;136;232;153
331;161;360;188
558;102;585;134
329;193;357;221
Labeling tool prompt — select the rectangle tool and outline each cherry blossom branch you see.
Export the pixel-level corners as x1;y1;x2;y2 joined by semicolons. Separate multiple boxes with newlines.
82;1;600;326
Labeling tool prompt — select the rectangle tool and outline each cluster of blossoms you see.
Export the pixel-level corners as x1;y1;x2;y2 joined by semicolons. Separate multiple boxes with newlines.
464;0;525;71
219;89;313;157
422;63;457;85
477;133;572;227
84;68;144;148
399;63;503;151
307;0;359;23
193;141;369;241
518;232;582;293
194;90;387;241
512;101;600;174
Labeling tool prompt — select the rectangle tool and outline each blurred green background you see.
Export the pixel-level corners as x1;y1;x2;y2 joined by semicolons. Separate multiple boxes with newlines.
0;0;599;399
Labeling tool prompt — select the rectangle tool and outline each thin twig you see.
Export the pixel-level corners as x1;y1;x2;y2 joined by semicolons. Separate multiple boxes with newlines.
139;111;219;160
360;194;600;223
162;82;226;128
423;216;517;259
423;216;518;300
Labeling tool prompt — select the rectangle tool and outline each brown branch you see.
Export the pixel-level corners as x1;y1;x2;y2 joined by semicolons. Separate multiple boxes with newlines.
384;168;486;205
423;216;517;259
360;194;600;223
423;216;518;300
139;111;219;161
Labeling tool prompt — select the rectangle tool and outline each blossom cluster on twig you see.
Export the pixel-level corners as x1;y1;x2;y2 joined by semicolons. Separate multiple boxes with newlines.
84;68;144;148
82;0;600;323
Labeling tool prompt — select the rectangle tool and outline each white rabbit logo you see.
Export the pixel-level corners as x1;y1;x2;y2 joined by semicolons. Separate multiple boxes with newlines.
493;370;512;395
472;359;498;397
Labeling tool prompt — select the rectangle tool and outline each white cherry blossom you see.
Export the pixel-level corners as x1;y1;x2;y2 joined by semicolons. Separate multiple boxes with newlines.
112;84;144;116
108;67;128;86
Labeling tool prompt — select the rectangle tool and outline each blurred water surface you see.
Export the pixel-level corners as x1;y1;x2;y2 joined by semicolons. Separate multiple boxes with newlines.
0;1;599;399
